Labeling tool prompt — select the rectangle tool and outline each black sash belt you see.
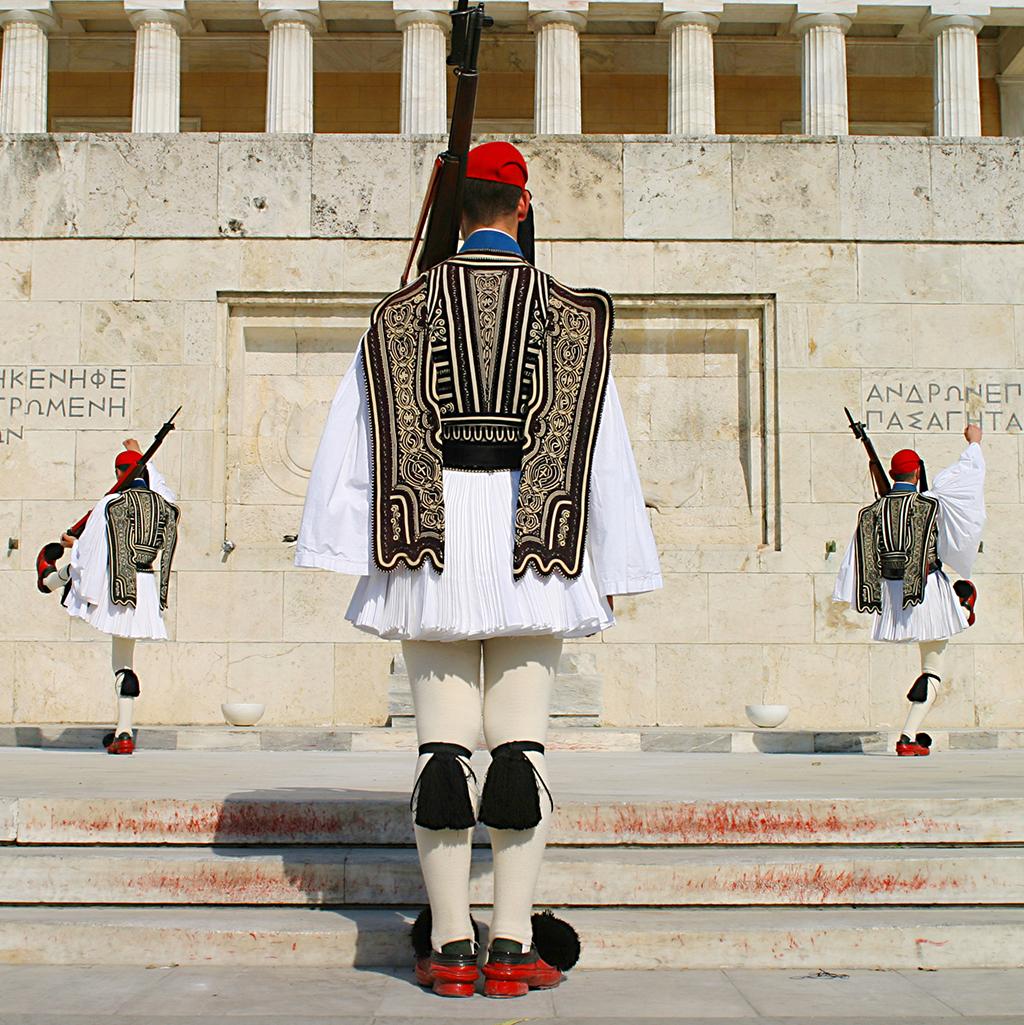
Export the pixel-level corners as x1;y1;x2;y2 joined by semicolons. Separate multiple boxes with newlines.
442;439;523;471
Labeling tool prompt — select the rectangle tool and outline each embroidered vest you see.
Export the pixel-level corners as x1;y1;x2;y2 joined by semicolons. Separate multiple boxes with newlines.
853;491;940;614
362;251;612;579
105;488;180;610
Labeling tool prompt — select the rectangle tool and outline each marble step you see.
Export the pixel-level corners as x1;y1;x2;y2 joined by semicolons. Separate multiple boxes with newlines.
2;906;1023;970
2;845;1022;907
4;723;1024;753
10;792;1024;846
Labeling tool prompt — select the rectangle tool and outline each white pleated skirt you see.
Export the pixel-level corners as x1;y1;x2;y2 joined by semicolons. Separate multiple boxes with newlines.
870;570;968;643
65;573;168;640
347;468;614;641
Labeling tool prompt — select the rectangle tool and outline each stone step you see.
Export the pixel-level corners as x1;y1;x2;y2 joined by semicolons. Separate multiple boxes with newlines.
4;723;1024;753
11;794;1024;845
2;845;1022;907
1;906;1023;970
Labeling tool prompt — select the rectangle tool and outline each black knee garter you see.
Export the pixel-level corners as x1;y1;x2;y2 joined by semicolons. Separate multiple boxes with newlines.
478;740;553;831
411;742;477;831
116;668;140;698
907;672;939;703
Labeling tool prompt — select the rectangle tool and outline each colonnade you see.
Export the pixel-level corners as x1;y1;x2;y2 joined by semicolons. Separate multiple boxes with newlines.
0;1;997;138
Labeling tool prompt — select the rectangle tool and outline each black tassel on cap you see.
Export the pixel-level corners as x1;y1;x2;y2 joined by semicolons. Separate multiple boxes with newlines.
411;742;477;830
532;910;581;971
410;907;481;958
478;740;553;830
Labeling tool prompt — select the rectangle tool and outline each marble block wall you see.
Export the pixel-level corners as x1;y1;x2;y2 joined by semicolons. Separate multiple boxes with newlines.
1;133;1022;732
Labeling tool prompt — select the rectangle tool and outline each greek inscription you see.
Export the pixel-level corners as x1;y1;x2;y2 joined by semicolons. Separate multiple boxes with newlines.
0;365;130;442
864;377;1024;433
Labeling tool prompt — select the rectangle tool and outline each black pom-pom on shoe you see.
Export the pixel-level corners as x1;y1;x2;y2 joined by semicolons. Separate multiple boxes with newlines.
531;911;581;972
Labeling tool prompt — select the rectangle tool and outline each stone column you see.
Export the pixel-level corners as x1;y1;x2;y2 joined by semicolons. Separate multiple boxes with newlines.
926;15;983;137
0;6;57;133
396;9;448;135
127;6;190;132
531;9;586;135
998;76;1024;136
793;13;851;136
659;12;719;136
260;4;320;133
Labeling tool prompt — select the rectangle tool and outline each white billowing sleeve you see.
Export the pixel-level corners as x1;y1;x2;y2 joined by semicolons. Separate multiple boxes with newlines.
926;442;986;578
295;348;372;576
587;376;663;595
69;494;116;606
147;462;176;502
832;534;857;604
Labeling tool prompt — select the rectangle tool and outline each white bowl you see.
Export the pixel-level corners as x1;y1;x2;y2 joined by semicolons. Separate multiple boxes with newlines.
221;702;266;727
745;704;790;729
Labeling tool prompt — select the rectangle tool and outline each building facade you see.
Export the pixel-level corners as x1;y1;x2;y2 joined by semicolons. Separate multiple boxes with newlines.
1;1;1023;733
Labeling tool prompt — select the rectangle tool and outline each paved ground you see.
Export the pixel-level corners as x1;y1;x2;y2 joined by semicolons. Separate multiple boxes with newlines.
1;747;1022;801
0;965;1022;1022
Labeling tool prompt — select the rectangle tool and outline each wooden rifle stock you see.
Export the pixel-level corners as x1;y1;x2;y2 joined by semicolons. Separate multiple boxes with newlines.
844;406;891;497
402;0;490;285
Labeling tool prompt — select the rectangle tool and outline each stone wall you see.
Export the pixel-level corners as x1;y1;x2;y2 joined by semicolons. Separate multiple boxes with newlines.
1;132;1022;731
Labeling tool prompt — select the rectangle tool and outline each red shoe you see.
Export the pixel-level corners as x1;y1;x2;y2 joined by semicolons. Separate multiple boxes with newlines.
483;946;564;998
896;733;931;757
106;732;134;755
414;950;479;998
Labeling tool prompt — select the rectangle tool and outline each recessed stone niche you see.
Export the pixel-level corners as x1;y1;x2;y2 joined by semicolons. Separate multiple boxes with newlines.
612;295;778;551
219;292;777;722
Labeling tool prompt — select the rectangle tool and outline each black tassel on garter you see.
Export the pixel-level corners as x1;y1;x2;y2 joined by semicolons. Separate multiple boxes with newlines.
411;742;477;830
478;741;553;830
532;910;581;971
906;672;938;703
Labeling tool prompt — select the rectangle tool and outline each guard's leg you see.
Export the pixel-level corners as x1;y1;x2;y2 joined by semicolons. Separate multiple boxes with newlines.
480;634;566;997
39;562;70;594
898;639;946;756
107;636;138;755
403;638;483;995
37;543;68;594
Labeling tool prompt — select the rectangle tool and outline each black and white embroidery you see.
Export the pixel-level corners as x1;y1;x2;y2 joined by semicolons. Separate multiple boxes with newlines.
853;492;940;614
105;489;180;610
362;251;612;579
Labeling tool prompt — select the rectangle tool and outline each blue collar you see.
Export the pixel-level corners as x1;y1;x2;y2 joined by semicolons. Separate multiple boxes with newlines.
460;228;523;257
891;482;917;492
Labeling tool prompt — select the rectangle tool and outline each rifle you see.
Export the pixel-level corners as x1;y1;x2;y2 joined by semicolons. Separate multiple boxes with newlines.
401;0;493;286
844;406;891;498
36;407;181;593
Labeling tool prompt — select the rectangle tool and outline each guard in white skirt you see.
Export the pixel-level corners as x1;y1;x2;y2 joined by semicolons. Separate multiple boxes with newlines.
833;425;985;756
42;441;179;755
297;142;661;998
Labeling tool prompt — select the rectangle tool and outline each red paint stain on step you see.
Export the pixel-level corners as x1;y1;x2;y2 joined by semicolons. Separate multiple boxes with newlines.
721;865;959;900
563;802;947;843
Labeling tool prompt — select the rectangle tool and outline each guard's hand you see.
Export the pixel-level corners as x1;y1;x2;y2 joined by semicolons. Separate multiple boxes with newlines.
123;438;142;453
61;533;75;548
965;424;983;445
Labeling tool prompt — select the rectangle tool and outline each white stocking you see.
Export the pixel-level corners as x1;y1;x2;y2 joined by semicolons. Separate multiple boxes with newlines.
901;639;946;738
112;636;137;737
482;634;560;952
404;639;482;952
